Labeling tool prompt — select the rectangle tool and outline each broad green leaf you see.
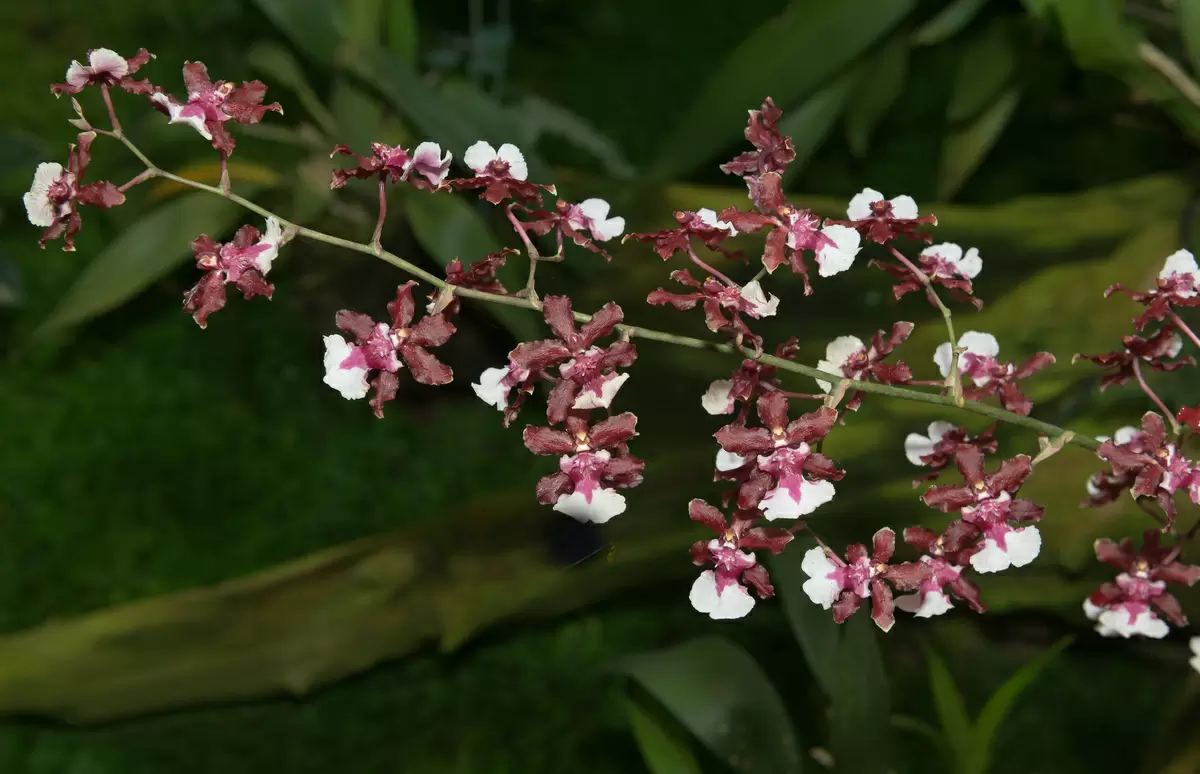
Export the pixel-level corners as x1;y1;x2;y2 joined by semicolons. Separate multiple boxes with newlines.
252;0;344;63
648;0;916;180
1035;0;1200;142
937;86;1021;199
622;692;703;774
247;42;338;137
331;77;391;151
779;69;861;184
1178;0;1200;79
387;0;418;67
770;543;841;697
924;645;973;773
37;192;255;336
845;35;910;158
343;0;382;50
1039;0;1139;69
400;190;540;341
913;0;991;46
516;95;635;179
946;19;1018;123
618;637;802;774
969;636;1073;774
830;614;891;774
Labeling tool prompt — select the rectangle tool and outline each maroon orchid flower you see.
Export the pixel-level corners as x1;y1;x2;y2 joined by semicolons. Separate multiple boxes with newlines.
701;338;798;422
1105;249;1200;330
51;48;156;97
429;248;518;317
149;62;281;154
646;269;778;350
330;141;452;191
714;173;861;294
687;498;792;619
322;281;456;417
936;332;1054;416
714;394;842;518
450;140;554;205
904;422;998;485
814;323;916;411
869;241;983;311
511;197;627;261
523;412;643;523
1084;530;1200;637
799;528;932;632
23;131;125;251
1095;412;1199;525
901;523;986;614
827;187;937;245
623;207;745;263
477;296;636;425
183;217;284;328
922;447;1044;574
1073;325;1194;390
718;97;796;178
1082;424;1151;507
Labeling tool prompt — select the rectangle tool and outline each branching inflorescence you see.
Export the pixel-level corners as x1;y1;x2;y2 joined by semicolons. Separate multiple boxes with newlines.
24;49;1200;657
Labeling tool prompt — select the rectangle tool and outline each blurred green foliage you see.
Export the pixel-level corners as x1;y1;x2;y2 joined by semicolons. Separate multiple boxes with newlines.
2;1;1200;773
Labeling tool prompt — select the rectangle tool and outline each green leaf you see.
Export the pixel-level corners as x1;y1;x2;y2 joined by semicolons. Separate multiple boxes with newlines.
386;0;418;67
331;77;390;151
770;544;841;697
1178;0;1200;78
844;34;910;158
516;95;635;179
830;614;891;774
923;644;973;773
969;636;1073;774
400;190;540;341
252;0;344;63
937;85;1021;199
1038;0;1139;68
912;0;990;46
37;192;255;336
247;42;338;137
946;19;1018;123
778;69;861;184
618;637;803;774
622;692;703;774
343;0;381;50
648;0;916;180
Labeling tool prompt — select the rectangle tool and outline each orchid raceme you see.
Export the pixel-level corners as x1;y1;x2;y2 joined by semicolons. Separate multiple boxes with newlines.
26;49;1200;659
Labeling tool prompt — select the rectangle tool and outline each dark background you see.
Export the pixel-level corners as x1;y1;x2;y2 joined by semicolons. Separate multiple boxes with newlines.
0;1;1197;772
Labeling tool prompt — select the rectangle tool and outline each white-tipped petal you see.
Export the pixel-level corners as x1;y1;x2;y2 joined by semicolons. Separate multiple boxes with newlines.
847;188;882;220
322;335;370;400
471;366;510;410
496;143;528;180
23;162;65;227
800;547;842;608
689;571;756;619
463;140;497;173
553;487;626;524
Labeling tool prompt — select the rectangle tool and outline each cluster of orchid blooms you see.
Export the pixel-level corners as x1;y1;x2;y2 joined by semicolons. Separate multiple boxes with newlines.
23;48;1200;662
